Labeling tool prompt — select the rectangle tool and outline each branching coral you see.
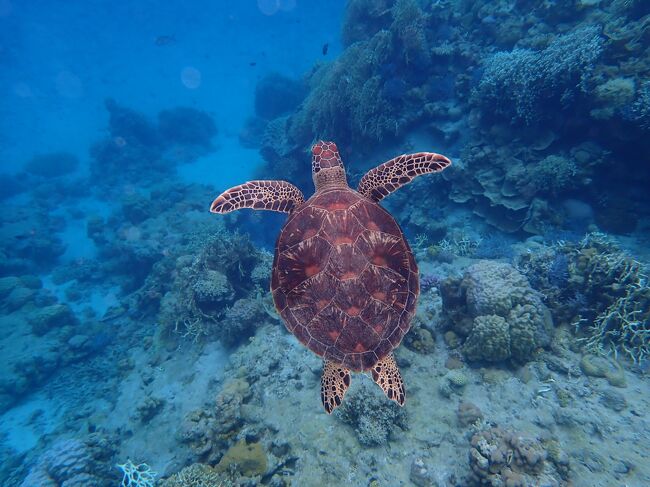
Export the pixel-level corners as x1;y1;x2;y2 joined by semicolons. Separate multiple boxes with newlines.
116;460;157;487
474;25;603;124
518;233;649;363
569;233;649;363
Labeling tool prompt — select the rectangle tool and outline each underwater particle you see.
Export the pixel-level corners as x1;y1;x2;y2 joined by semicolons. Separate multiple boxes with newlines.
155;34;176;46
279;0;296;11
0;0;12;17
180;66;201;89
257;0;279;16
13;81;33;98
55;70;84;98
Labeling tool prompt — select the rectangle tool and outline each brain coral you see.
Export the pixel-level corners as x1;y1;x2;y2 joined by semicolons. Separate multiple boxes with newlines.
442;260;553;363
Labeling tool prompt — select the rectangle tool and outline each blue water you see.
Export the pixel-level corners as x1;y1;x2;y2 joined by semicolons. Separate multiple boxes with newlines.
1;1;649;486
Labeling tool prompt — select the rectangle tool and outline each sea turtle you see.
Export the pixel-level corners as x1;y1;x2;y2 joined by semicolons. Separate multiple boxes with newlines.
210;141;451;413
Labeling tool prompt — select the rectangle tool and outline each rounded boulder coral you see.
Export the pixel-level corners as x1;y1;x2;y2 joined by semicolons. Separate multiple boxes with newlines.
442;260;553;364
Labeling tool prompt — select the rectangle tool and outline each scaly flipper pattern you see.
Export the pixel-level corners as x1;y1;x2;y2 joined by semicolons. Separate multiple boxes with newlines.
357;152;451;202
321;360;351;414
210;180;305;214
370;353;405;407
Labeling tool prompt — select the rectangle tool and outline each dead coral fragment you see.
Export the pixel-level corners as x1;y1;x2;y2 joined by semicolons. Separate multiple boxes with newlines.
468;427;561;486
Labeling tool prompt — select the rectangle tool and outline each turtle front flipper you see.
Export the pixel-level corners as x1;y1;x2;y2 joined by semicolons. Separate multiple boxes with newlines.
357;152;451;202
321;360;351;414
371;353;405;407
210;180;305;214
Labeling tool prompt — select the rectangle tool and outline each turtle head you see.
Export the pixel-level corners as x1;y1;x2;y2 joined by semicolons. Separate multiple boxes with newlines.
311;140;348;191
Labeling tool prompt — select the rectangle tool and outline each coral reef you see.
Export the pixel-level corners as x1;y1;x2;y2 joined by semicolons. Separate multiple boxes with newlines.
517;233;649;363
158;225;271;345
473;25;604;125
336;380;408;446
441;260;553;364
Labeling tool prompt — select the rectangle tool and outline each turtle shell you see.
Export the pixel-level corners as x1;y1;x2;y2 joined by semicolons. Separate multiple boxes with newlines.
271;188;419;372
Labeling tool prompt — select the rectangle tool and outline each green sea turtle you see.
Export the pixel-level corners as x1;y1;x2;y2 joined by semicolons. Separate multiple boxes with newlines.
210;141;451;413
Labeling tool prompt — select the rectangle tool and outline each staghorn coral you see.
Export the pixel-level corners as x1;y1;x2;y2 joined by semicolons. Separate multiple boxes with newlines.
518;233;649;363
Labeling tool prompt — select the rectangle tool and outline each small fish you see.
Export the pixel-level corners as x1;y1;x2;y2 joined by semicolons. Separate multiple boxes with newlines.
322;43;329;56
155;35;176;46
249;61;257;66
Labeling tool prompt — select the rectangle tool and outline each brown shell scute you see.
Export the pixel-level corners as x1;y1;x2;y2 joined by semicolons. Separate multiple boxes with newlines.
272;188;418;372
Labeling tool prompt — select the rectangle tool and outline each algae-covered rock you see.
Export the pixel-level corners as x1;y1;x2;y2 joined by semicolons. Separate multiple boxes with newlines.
28;304;77;336
215;440;267;477
580;354;626;387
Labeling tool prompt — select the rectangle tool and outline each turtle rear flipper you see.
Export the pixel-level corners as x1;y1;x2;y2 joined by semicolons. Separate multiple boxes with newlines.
321;360;351;414
210;180;304;214
357;152;451;202
371;353;405;407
